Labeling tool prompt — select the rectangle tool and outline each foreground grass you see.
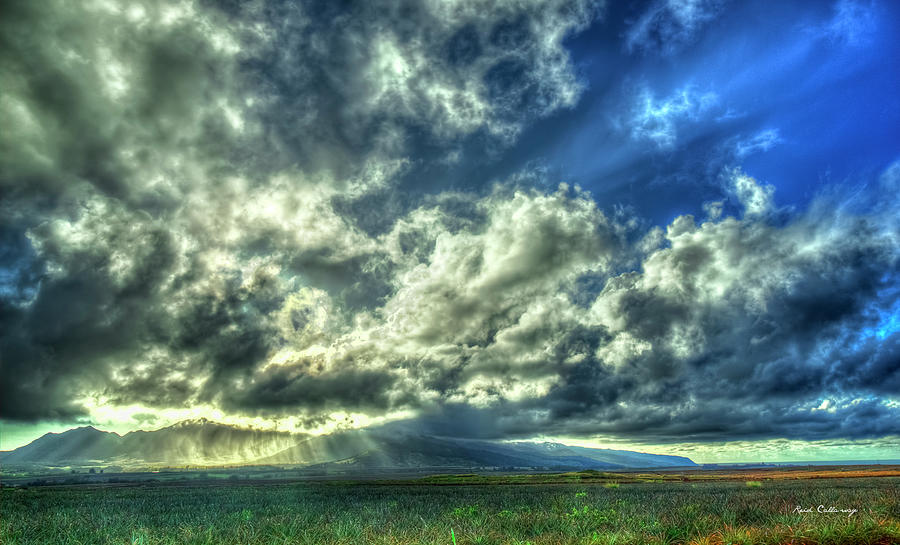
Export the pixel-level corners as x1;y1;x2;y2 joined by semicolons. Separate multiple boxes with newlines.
2;478;898;544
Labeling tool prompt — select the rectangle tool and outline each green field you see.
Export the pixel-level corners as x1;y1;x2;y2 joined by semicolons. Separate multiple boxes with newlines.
2;477;898;545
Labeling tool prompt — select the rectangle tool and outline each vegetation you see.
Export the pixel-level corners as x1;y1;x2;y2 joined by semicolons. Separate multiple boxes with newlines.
2;475;898;544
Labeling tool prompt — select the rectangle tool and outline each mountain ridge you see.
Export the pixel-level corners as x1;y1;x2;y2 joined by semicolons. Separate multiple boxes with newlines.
0;420;697;470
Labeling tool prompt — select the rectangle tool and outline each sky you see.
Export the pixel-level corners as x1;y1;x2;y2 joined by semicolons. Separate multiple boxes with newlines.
1;0;898;463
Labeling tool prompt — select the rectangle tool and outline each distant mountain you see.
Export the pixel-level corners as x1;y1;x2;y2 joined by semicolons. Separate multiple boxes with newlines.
252;429;378;466
256;432;606;469
505;442;696;468
0;419;297;466
116;419;298;464
221;427;696;470
1;426;121;465
0;420;696;470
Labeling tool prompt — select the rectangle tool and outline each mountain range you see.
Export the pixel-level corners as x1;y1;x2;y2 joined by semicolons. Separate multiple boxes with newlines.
0;419;696;471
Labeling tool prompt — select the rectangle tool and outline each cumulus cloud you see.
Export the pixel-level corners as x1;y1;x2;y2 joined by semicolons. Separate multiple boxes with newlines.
730;170;775;216
2;0;898;451
4;147;900;443
1;0;601;204
0;0;602;424
0;0;249;206
238;0;602;172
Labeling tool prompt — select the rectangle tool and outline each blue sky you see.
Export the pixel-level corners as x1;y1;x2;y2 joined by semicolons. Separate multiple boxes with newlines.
1;0;899;462
415;0;900;225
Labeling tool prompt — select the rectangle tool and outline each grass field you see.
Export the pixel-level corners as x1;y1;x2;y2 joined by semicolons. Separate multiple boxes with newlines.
2;473;898;544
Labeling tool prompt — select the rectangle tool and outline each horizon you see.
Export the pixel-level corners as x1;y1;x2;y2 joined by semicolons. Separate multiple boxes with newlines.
3;419;899;466
3;1;900;467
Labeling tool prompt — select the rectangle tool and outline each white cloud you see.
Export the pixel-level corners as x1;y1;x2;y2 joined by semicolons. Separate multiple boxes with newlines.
731;171;775;217
628;84;719;148
879;159;900;192
734;128;782;158
626;0;725;56
826;0;877;47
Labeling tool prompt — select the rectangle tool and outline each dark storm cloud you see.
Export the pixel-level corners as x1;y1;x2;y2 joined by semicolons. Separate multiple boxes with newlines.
0;0;259;422
0;0;601;425
417;179;900;443
222;359;400;414
271;172;898;444
0;0;246;204
0;221;42;306
234;0;601;178
0;193;181;418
